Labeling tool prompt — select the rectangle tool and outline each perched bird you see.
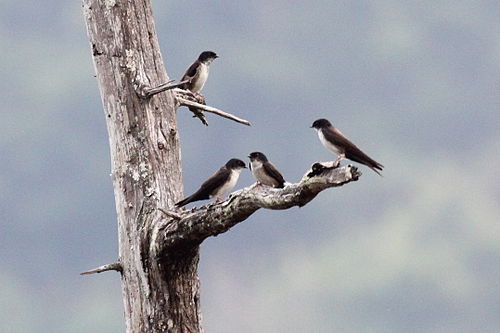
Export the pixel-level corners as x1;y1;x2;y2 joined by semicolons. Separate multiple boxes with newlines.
175;158;246;207
180;51;218;93
311;118;384;175
248;152;286;188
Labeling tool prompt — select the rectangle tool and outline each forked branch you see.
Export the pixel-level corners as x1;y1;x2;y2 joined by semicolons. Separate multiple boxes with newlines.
174;88;251;126
177;97;251;126
151;164;359;255
134;79;252;126
136;79;190;98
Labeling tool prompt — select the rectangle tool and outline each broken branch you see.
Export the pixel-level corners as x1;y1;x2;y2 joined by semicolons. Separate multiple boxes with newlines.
137;79;190;99
80;261;122;275
176;97;251;126
151;164;359;254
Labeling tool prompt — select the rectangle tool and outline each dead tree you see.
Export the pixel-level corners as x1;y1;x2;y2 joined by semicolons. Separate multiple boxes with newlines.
81;0;359;332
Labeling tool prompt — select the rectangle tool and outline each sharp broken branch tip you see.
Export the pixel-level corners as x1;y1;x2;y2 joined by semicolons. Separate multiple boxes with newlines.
80;262;122;275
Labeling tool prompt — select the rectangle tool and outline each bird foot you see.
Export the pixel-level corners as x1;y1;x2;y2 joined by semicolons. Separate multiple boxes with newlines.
250;182;262;189
333;154;345;168
193;92;206;105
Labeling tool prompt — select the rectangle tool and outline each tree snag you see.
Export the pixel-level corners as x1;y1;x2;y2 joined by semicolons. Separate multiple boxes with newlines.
81;1;359;332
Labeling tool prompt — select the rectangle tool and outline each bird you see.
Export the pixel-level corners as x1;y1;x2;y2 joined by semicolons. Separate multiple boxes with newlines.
175;158;246;207
311;118;384;175
180;51;218;93
248;152;286;188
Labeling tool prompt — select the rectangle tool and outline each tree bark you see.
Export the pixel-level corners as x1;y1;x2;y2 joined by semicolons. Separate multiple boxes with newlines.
82;0;199;331
82;1;359;332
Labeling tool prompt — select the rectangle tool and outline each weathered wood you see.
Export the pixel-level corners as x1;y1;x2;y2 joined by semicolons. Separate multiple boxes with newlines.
80;262;122;275
82;1;360;332
153;164;360;251
82;0;201;331
137;79;189;98
175;94;252;126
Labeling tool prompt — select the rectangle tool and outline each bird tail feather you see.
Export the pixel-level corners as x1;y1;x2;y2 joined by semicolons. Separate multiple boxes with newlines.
175;194;195;207
370;161;384;177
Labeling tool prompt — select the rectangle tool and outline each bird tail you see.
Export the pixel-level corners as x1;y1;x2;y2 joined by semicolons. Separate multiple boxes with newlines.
175;194;196;207
369;161;384;177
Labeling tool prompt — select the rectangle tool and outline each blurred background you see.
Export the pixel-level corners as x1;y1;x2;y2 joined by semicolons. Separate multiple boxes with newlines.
1;1;499;332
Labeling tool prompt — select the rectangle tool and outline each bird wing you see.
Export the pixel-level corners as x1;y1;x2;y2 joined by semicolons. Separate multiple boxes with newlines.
175;167;230;207
263;162;286;188
197;167;231;197
181;61;200;83
324;126;384;174
321;126;353;153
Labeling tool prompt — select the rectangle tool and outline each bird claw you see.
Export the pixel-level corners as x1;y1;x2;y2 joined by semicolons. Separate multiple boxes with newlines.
333;154;345;168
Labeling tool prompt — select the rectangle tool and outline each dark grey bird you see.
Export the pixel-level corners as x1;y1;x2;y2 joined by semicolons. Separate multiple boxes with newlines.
180;51;218;93
248;152;286;188
311;118;384;175
175;158;246;207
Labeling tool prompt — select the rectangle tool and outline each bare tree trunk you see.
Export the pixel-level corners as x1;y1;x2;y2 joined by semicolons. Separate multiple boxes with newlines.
82;0;202;332
81;1;359;332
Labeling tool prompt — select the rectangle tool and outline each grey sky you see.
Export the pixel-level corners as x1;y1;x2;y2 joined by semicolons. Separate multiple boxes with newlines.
1;1;499;332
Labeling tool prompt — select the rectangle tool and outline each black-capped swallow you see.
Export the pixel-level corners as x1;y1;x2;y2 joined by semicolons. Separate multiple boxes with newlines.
175;158;246;207
311;118;383;175
180;51;218;93
248;152;286;188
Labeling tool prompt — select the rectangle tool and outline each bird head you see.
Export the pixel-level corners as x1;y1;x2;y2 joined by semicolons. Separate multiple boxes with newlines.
198;51;218;64
311;118;332;129
226;158;247;170
248;152;268;162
